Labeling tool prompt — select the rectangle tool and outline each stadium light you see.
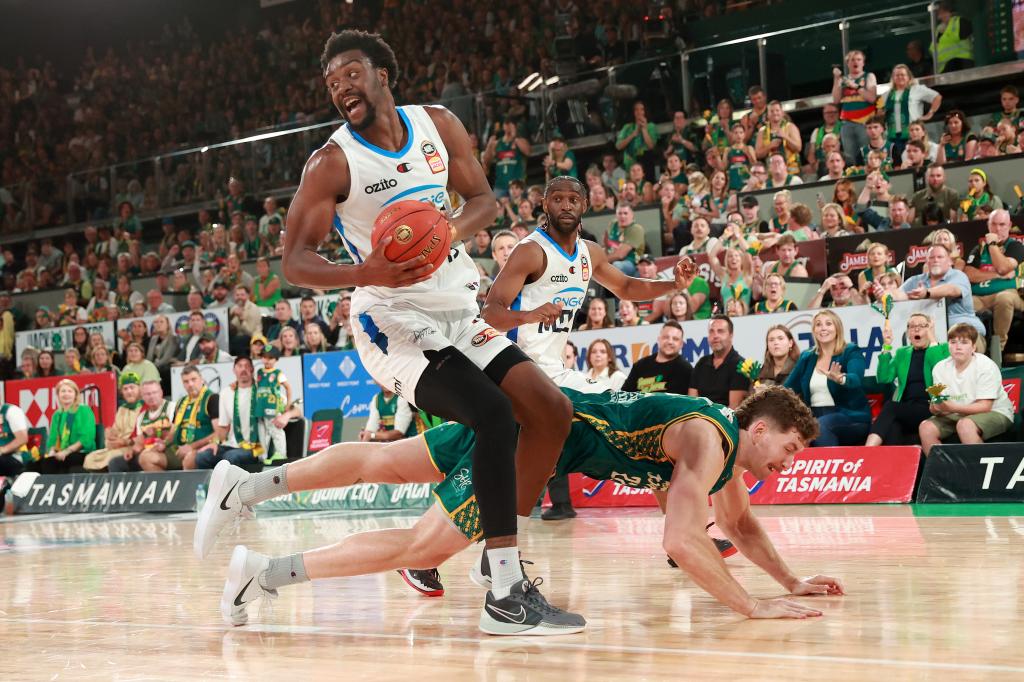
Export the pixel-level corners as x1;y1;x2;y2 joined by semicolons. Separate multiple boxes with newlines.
518;72;540;91
545;76;560;86
527;78;543;92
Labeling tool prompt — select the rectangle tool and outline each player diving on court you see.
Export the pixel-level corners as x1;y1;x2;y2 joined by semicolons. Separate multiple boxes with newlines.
195;385;845;633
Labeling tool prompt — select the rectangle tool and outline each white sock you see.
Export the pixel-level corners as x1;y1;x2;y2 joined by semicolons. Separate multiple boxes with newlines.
518;514;531;526
487;547;524;599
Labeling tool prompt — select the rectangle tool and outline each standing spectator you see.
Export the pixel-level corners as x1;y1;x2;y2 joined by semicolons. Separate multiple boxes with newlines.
910;165;960;225
741;85;769;141
866;313;949;446
482;118;530;199
360;383;415;442
194;356;265;472
753;274;798;314
253;257;283;308
754;101;802;176
905;39;933;78
936;110;977;164
703;98;736;153
583;338;626;391
879;65;942;162
0;402;30;481
230;285;263;341
664;110;699;165
930;1;974;74
542;137;577;181
832;50;878;165
622;321;692;394
891;244;987;345
83;373;145;471
259;197;283;236
578;298;615;331
806;104;843;177
920;323;1014;456
615;101;658;173
37;379;96;474
718;123;756;193
603;204;646;275
256;346;291;464
756;325;800;387
108;381;173;472
784;310;871;446
964;209;1024;361
267;299;301;346
688;315;749;408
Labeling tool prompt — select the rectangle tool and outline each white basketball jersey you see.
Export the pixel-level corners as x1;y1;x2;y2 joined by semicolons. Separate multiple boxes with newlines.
509;229;591;376
329;105;480;315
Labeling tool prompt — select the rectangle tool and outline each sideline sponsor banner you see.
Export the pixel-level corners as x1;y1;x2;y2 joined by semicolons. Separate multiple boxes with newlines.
569;299;946;376
15;321;115;359
302;350;379;421
545;474;658;508
170;356;303;404
5;371;118;429
743;446;920;504
916;444;1024;503
257;483;435;511
824;221;989;278
13;471;211;514
117;308;229;352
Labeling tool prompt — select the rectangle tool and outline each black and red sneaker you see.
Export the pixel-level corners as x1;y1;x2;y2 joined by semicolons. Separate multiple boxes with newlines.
397;568;444;597
666;523;737;567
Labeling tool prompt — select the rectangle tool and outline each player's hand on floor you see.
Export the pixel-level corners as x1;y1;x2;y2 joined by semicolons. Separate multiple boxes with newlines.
748;597;823;619
790;574;845;596
359;237;435;287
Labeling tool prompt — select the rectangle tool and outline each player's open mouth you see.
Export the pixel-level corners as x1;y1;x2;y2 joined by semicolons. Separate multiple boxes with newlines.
343;96;364;116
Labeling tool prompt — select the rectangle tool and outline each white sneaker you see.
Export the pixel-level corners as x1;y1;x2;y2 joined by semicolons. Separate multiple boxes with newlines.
194;460;252;560
221;545;276;627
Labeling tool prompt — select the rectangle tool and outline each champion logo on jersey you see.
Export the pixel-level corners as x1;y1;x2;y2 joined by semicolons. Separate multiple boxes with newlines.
364;178;398;194
421;140;445;174
396;162;413;173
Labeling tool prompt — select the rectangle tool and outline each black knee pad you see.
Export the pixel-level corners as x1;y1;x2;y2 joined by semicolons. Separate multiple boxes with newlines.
416;346;516;435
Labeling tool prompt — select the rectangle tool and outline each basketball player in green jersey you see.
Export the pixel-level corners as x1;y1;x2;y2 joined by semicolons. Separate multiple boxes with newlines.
201;385;844;630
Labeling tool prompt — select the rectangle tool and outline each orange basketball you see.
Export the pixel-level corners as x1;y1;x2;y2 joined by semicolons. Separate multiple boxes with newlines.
371;200;452;274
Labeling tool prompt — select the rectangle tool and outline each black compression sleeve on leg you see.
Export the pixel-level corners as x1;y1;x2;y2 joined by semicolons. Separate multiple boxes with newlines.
416;346;519;539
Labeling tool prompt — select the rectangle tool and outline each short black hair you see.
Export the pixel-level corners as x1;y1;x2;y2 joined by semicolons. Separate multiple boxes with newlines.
662;320;683;333
321;30;400;88
544;176;586;198
711;314;734;334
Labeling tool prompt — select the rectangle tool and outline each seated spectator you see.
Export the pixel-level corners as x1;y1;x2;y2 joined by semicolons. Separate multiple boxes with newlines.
866;313;949;446
35;379;96;474
37;349;60;377
891;244;987;347
919;323;1015;456
85;279;115;320
688;315;749;407
267;299;301;347
781;203;819;242
854;172;900;230
197;333;232;364
972;132;1001;159
114;275;144;314
122;342;161;384
327;293;354;350
253;257;283;308
219;253;255;292
900;140;930;174
588;184;615;214
739;195;768;235
709;244;753;312
63;348;83;375
467;229;493;258
488;230;518;278
964;209;1024;361
910;165;960;225
760;234;808;279
542;136;578;182
360;382;416;442
83;373;145;471
622;321;692;394
756;325;800;386
297;296;330;344
740;162;768;193
806;104;843;177
819;150;846;183
185;289;206;313
603;204;646;275
993;120;1021;155
678;217;718;256
278;326;303;358
784;310;871;446
230;285;263;341
70;325;90;358
0;398;29;481
146;314;179;373
583;338;626;390
206;281;231;310
753;273;798;314
616;300;646;327
109;380;175;472
808;274;865;309
936;110;977;165
145;289;175;315
765;152;802;189
57;288;87;326
899;121;940;167
87;344;118;376
767;190;793;233
18;348;39;379
303;321;330;354
193;356;265;472
578;298;615;331
725;299;748;317
177;310;208;363
857;242;901;294
238;216;263;260
960;168;1003;221
819;203;854;238
664;292;693;322
600;153;627;195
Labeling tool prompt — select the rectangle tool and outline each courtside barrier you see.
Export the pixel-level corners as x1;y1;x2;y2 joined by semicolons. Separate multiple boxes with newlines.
916;444;1024;502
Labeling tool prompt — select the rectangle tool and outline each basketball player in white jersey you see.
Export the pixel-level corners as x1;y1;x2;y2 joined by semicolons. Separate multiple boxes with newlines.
208;30;583;635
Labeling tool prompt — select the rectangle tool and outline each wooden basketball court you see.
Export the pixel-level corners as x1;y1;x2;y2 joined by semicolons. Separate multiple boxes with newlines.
1;504;1022;680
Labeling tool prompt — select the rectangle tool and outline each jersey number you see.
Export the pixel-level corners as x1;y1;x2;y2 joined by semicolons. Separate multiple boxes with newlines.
537;309;573;334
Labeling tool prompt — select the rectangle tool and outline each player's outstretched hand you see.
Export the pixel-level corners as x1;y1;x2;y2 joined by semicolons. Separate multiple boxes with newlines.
749;597;823;619
359;236;436;288
523;302;563;325
674;256;697;290
790;574;845;596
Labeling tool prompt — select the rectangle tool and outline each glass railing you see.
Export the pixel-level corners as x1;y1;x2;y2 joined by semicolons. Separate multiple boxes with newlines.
20;0;1016;234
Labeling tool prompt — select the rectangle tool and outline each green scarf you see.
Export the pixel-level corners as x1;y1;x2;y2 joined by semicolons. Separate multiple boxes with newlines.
233;383;259;448
54;408;74;451
173;387;209;442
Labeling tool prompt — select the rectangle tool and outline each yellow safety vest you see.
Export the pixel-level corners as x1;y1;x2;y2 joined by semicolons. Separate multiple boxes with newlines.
931;16;973;73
